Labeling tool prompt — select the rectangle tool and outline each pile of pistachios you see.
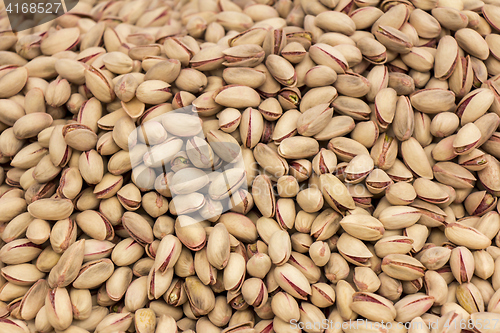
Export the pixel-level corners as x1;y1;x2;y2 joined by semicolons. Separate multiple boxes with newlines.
4;0;500;332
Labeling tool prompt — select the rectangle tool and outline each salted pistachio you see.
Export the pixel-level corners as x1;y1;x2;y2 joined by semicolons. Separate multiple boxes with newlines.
0;67;28;99
219;213;258;244
221;44;264;69
271;291;300;323
378;206;422;230
10;141;48;170
209;168;246;201
385;182;416;206
264;54;296;87
375;236;414;258
365;169;393;195
450;55;473;99
274;263;311;300
445;222;491;250
72;258;114;290
253;143;288;179
121;211;154;245
358;36;388;65
223;252;246;293
309;43;348;74
381;254;425;281
206;129;242;163
410;89;455;114
48;218;77;255
412;178;449;205
328;137;369;163
400;137;434;179
297;104;333;137
206;223;230;271
351;291;397;322
476;211;500;240
374;87;397;129
333;72;370;98
85;66;115;103
95;312;133;333
419;246;452;271
452;123;481;156
374;25;413;54
320;174;355;214
478;155;500;196
465;191;497;216
240;278;268;309
307;241;330;268
174;216;207;252
433;162;476;189
389;72;415;96
471;312;500;333
0;238;41;266
75;210;114;242
456;282;485;313
337;233;373;267
455;28;489;61
28;198;73;221
340;213;384;242
82;239;114;263
370;134;398;171
450;246;475;284
472;250;495;281
45;287;73;331
304;65;337;88
61;123;98;152
394;293;435;323
225;26;264;46
246;252;271;280
336;153;370;184
238;107;264;149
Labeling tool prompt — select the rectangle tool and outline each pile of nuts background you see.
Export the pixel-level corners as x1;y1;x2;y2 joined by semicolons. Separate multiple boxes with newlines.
3;0;500;332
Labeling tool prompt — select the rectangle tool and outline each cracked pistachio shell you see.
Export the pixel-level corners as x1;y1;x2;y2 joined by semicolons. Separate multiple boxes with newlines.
456;282;485;313
401;137;434;179
351;291;397;322
252;175;276;218
379;206;421;230
271;291;300;323
353;266;381;293
278;137;319;159
219;213;258;243
72;259;114;289
320;173;355;214
337;233;373;267
206;223;230;270
214;85;261;109
328;137;370;162
309;43;349;74
445;222;491;250
268;230;291;266
223;253;246;292
48;239;85;288
340;214;385;241
381;254;425;281
241;278;268;308
375;235;414;258
45;287;73;330
297;104;333;137
453;123;482;155
394;293;434;323
410;89;456;114
274;263;311;300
